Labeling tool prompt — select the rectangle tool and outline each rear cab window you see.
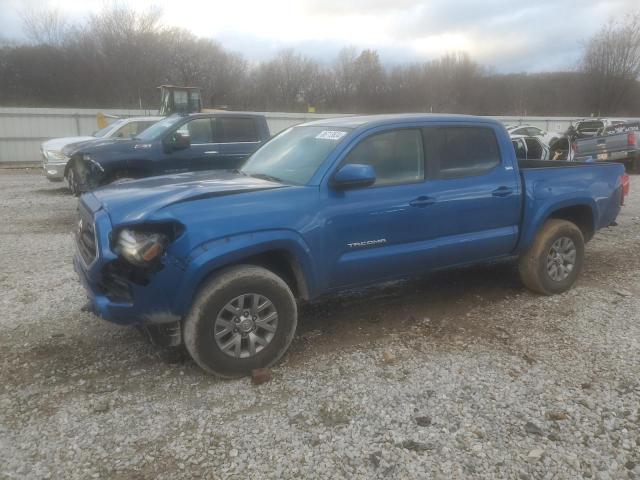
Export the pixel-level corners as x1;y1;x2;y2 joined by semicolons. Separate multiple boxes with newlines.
219;117;259;143
425;126;501;179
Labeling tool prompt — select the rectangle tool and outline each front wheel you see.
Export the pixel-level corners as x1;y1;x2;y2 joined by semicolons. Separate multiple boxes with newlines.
67;162;81;196
183;265;298;378
518;219;585;295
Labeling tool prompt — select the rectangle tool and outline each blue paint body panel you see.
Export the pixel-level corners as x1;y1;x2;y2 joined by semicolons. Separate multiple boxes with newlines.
73;114;625;326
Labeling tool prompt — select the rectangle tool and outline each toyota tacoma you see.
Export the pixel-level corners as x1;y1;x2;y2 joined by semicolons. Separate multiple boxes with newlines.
74;114;629;377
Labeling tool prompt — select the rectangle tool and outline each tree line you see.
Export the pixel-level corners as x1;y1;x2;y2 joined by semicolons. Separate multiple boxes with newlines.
1;5;639;117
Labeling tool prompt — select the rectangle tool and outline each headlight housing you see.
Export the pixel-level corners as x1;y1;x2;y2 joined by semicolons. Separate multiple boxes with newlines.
45;150;68;162
115;228;169;266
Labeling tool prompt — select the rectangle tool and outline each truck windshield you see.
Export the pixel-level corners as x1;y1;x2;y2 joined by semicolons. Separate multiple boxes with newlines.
241;126;351;185
135;116;184;141
94;119;126;138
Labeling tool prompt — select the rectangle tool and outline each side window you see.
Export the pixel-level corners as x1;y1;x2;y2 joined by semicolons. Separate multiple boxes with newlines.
220;117;259;142
431;127;500;179
513;127;526;136
342;129;424;186
176;118;214;144
527;127;542;136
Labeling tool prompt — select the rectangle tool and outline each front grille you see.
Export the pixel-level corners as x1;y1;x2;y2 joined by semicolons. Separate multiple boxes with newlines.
76;205;97;264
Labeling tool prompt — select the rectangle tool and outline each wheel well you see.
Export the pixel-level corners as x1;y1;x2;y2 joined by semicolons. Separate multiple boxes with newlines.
63;155;79;178
197;250;310;302
548;205;594;241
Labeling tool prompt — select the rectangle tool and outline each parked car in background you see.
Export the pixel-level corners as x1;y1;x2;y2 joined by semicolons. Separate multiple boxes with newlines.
506;124;560;146
41;116;162;181
573;121;640;172
73;114;628;377
573;118;626;138
64;113;270;195
511;135;550;160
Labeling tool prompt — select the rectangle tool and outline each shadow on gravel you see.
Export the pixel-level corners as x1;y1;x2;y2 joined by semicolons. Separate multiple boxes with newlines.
32;187;70;196
289;261;524;358
4;261;525;386
7;211;77;234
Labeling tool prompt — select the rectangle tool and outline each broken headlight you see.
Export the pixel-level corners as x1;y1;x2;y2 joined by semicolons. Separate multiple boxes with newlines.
115;228;169;266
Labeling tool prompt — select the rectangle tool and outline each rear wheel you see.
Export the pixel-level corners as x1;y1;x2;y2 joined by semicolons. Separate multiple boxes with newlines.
518;219;584;295
629;156;640;174
183;265;298;378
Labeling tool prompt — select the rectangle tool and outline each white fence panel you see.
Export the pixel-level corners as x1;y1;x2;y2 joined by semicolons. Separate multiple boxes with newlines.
2;107;639;165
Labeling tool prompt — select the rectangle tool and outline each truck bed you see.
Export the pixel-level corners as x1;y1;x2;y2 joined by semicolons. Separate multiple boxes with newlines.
518;159;606;169
516;159;624;249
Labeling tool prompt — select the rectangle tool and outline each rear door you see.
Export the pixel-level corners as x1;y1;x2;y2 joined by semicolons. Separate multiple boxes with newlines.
216;117;264;169
417;125;522;266
524;137;547;160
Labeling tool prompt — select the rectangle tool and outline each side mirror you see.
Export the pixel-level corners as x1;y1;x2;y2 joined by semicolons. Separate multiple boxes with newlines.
169;132;190;151
331;164;376;190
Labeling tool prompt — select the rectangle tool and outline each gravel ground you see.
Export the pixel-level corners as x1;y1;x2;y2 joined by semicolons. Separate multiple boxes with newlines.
1;168;639;480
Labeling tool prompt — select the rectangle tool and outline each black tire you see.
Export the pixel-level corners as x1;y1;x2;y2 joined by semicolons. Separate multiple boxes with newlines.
518;219;585;295
183;265;298;378
67;162;80;196
629;156;640;174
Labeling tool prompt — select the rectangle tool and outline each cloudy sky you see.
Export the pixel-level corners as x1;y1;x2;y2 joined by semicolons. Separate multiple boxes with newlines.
1;0;637;72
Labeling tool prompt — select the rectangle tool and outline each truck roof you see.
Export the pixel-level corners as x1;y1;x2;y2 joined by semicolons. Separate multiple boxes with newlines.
179;112;266;119
299;113;503;129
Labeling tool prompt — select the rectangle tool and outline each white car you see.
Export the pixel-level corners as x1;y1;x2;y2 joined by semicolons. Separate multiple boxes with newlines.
511;134;550;160
506;124;561;146
41;116;162;181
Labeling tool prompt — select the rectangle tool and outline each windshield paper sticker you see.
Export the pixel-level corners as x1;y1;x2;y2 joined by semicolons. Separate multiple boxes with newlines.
316;130;347;140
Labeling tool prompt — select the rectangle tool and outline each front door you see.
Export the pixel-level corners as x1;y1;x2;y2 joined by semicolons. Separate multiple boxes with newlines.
163;117;220;174
321;128;432;289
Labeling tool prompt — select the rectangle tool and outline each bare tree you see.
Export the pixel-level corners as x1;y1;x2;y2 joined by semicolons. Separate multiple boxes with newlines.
251;49;320;111
2;3;640;115
580;12;640;115
20;7;69;46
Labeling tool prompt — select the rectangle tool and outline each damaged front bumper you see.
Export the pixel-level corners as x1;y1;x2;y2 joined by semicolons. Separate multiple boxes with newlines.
73;196;186;329
41;150;67;181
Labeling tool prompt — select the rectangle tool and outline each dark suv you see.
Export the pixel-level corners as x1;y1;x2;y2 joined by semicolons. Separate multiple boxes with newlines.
64;113;270;195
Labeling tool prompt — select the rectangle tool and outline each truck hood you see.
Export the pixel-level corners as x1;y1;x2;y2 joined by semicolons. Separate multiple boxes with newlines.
42;136;95;152
62;137;139;156
88;170;285;225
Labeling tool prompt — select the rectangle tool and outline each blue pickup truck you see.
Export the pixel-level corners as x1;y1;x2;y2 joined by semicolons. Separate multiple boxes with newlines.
64;113;270;195
74;114;629;377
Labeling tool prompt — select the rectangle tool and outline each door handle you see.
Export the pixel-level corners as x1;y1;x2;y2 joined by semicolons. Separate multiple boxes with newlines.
492;186;514;197
409;195;435;207
204;151;219;155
